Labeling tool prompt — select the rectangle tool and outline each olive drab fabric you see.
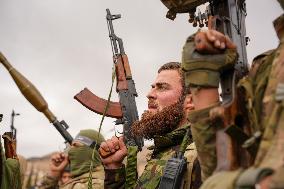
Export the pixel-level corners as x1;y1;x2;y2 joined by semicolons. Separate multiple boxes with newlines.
181;33;238;88
68;146;101;178
75;129;105;146
68;129;105;178
0;139;21;189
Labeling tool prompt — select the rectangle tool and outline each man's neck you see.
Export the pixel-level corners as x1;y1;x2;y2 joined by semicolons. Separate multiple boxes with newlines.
178;119;189;128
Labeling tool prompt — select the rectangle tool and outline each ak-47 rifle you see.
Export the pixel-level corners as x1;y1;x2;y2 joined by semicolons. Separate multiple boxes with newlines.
160;0;250;171
0;52;73;144
2;110;20;159
74;9;144;157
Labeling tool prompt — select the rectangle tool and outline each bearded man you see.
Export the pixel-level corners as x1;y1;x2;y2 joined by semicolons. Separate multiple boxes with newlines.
100;62;201;189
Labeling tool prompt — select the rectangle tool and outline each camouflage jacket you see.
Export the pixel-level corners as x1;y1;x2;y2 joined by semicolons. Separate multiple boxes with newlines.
39;164;104;189
199;14;284;189
104;124;201;189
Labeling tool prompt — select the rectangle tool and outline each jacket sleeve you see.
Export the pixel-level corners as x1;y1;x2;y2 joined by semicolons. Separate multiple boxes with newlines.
38;175;59;189
104;165;126;189
188;104;220;182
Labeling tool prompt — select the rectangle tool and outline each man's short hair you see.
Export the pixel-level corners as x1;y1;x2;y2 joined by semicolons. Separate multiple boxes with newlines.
158;62;190;95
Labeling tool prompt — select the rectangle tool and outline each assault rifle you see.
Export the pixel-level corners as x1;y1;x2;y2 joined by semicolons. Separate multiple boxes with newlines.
160;0;250;171
2;110;20;159
74;9;144;157
0;52;73;144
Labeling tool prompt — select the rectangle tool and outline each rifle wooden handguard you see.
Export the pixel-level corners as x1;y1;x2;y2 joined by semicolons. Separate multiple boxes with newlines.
2;132;18;159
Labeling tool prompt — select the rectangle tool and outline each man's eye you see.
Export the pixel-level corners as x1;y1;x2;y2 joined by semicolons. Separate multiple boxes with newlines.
158;85;168;90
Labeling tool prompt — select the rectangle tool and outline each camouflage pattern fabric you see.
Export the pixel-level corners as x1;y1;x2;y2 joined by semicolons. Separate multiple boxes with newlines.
39;175;59;189
238;49;275;134
60;165;104;189
104;165;126;189
104;124;201;189
40;165;104;189
136;124;199;189
200;169;243;189
125;146;138;189
187;103;220;181
200;14;284;188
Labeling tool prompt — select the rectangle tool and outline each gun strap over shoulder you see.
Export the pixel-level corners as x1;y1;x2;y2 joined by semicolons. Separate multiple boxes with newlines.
126;146;138;189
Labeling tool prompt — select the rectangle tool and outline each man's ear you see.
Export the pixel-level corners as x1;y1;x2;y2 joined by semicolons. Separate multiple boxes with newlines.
184;93;194;112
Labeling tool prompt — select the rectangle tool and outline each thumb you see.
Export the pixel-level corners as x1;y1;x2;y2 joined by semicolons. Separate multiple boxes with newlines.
118;136;127;151
58;155;69;170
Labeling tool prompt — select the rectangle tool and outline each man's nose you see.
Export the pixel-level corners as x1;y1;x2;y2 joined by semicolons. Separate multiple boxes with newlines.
147;88;156;100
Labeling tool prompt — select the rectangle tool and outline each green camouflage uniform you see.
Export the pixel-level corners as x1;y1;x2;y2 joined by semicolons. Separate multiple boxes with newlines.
104;124;201;189
186;13;284;189
187;103;220;182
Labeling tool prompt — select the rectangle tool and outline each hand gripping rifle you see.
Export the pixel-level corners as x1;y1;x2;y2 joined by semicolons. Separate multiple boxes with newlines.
74;9;144;156
2;110;20;160
160;0;250;171
0;52;73;144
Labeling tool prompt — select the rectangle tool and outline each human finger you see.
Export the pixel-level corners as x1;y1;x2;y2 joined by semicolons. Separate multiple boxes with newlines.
224;35;237;49
118;137;127;152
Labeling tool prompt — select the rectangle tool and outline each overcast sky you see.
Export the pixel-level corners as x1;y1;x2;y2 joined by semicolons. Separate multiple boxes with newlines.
0;0;282;158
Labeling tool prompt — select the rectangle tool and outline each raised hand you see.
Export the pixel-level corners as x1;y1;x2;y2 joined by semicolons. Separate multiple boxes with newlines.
49;152;69;178
99;136;127;169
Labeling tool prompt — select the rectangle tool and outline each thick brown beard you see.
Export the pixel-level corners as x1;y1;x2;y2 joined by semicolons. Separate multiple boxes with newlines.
131;99;184;140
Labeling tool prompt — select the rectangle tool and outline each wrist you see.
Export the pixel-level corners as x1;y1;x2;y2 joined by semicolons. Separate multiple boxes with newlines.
48;170;62;179
104;162;124;169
